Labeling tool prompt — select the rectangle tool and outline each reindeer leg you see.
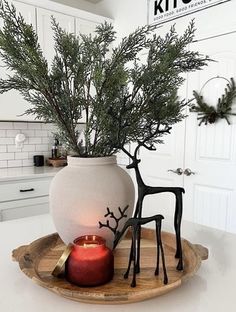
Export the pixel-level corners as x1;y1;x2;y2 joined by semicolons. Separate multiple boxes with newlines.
155;220;160;276
124;237;133;279
175;191;183;271
131;226;137;287
174;191;182;258
135;224;141;274
134;197;144;274
157;220;168;285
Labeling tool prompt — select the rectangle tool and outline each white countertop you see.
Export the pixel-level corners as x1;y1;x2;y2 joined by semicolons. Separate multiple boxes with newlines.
0;166;62;181
1;214;235;311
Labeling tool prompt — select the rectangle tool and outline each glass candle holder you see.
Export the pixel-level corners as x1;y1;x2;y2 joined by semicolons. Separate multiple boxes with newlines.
66;235;114;286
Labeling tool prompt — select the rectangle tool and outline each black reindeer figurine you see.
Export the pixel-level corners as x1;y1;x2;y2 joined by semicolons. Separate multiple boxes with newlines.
121;140;184;272
114;214;168;287
99;208;168;287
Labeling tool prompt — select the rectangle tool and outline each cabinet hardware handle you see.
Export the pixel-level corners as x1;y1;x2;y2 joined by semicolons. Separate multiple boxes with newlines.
167;168;183;175
184;168;196;176
19;188;35;192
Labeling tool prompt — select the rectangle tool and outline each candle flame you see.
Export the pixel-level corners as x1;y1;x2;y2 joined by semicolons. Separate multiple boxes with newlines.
83;243;98;248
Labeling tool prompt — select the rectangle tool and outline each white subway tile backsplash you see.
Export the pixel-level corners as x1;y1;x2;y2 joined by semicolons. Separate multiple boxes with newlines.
13;122;28;130
28;137;42;144
0;138;14;145
0;160;7;168
7;160;22;168
43;123;56;131
0;130;6;136
22;159;34;167
35;144;49;152
6;130;19;137
35;130;48;137
22;145;36;152
0;122;55;168
0;152;14;160
22;130;35;137
0;122;13;129
42;137;51;144
28;123;42;130
15;152;29;160
0;146;7;152
7;145;18;152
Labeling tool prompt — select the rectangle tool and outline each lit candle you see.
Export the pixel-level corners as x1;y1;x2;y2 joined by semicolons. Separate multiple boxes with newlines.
66;235;114;286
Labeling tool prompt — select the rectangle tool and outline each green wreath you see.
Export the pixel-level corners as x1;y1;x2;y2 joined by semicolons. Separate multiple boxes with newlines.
191;77;236;126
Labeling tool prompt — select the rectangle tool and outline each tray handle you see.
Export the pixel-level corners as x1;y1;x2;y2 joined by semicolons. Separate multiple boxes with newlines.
193;244;208;260
12;245;28;262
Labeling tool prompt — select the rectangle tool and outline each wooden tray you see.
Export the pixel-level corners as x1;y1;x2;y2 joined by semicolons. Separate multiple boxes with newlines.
12;228;208;304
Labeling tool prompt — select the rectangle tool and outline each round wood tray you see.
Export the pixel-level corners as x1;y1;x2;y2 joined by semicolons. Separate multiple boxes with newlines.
12;228;208;304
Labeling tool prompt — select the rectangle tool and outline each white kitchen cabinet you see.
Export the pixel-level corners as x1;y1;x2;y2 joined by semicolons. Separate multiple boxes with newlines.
0;0;113;121
0;176;53;221
0;1;36;121
37;8;75;65
76;17;99;36
0;196;49;221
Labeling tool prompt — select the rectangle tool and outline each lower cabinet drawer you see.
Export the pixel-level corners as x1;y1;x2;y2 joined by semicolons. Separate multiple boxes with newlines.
0;178;52;202
0;196;49;221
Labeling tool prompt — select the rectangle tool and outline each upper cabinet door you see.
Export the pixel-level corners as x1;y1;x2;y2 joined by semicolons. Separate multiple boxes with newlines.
0;1;36;121
76;18;99;36
37;8;75;65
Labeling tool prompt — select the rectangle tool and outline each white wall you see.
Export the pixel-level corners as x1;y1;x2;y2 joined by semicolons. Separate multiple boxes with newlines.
48;1;236;41
95;0;236;41
50;0;112;17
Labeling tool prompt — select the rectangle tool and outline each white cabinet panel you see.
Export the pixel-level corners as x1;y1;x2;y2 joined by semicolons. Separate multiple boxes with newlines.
0;174;53;221
76;18;99;36
0;196;49;221
37;8;75;65
0;178;51;202
0;1;36;121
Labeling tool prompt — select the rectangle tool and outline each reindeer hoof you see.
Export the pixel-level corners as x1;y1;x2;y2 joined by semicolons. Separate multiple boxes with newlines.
176;260;183;271
135;266;140;274
164;276;168;285
124;272;129;279
155;268;159;276
131;280;136;287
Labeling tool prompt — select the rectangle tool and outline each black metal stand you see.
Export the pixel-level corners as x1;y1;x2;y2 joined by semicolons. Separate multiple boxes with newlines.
113;214;168;287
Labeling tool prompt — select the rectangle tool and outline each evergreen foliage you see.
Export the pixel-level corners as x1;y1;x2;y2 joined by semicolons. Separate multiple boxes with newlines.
192;78;236;125
0;0;209;157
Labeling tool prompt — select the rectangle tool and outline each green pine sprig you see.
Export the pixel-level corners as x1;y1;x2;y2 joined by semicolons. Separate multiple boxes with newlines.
0;1;209;156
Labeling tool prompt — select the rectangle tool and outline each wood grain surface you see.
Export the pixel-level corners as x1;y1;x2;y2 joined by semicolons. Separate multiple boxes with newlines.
12;228;208;304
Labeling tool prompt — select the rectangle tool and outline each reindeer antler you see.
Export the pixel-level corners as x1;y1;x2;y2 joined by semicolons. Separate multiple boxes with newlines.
98;205;129;235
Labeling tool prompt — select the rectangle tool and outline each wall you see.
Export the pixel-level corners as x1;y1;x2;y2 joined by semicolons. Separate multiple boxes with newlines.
95;0;236;40
0;122;56;168
50;0;112;17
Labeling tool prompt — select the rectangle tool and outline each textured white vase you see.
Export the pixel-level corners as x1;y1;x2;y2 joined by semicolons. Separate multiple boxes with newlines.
50;156;135;248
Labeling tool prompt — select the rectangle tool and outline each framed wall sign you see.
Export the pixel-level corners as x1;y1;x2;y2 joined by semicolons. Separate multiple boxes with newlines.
148;0;231;25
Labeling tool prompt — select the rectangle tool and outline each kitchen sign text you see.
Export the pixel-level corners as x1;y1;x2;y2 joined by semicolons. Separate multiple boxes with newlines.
148;0;230;25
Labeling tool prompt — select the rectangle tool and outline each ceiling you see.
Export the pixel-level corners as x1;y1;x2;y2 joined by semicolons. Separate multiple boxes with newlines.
83;0;103;3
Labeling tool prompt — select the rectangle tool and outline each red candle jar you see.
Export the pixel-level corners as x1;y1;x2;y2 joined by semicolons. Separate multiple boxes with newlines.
66;235;114;286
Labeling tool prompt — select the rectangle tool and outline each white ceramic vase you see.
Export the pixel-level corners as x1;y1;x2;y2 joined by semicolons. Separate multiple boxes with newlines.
50;156;135;248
